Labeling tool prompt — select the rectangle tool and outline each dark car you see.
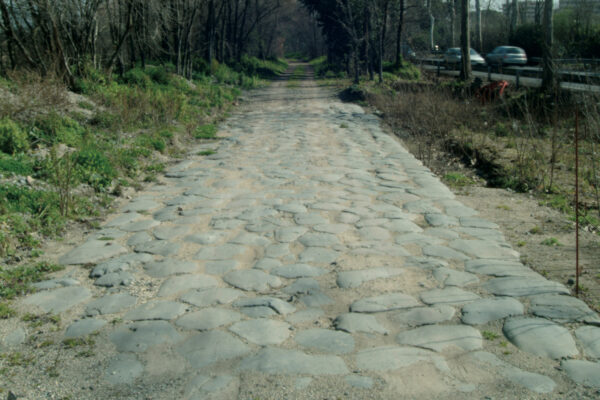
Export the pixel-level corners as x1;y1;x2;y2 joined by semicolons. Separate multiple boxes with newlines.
485;46;527;66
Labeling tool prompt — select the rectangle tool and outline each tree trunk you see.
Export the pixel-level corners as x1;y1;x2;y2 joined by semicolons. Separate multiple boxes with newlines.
510;0;518;40
450;0;456;47
395;0;404;65
541;0;555;93
427;0;435;50
475;0;482;50
460;0;472;81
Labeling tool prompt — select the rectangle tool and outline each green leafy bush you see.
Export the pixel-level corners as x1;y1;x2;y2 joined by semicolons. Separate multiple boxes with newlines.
74;147;116;189
33;113;86;146
146;65;171;85
0;153;33;176
0;118;29;154
121;68;152;88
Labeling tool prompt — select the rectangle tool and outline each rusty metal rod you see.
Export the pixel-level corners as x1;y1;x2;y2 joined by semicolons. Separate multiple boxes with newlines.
575;108;580;297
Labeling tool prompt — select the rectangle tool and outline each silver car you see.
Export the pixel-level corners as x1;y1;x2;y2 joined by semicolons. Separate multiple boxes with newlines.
444;48;486;70
485;46;527;66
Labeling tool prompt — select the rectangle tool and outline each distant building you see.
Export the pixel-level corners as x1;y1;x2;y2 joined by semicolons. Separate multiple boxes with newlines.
559;0;600;14
502;1;545;24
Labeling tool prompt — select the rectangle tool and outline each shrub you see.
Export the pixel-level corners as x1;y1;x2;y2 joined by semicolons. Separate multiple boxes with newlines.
73;147;116;190
0;153;33;176
121;68;151;88
33;113;86;146
146;65;171;85
0;118;29;154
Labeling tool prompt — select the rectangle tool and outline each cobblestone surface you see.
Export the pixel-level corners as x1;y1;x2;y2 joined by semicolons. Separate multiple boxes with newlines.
10;64;600;399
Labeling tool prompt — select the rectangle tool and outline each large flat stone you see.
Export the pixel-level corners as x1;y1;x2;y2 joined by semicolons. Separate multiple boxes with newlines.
104;353;143;385
503;317;578;359
157;274;219;297
471;351;555;393
135;241;181;257
153;225;191;240
433;267;479;287
422;245;470;261
185;232;228;245
298;247;339;264
295;328;355;354
357;226;391;241
143;260;201;278
390;305;455;326
233;297;296;315
350;293;420;313
298;233;340;247
224;270;282;292
109;320;182;352
85;294;137;316
483;277;569;297
334;313;388;335
196;244;247;260
180;288;245;307
337;267;403;289
60;240;128;265
464;259;540;277
396;325;482;352
461;298;524;325
575;326;600;359
449;239;519;260
229;319;291;345
561;360;600;388
275;226;309;243
229;233;271;246
122;219;160;232
65;318;107;338
294;213;328;226
529;294;600;324
32;278;79;290
271;264;327;278
90;253;153;278
176;331;251;368
124;300;187;321
356;346;448;372
420;287;480;305
237;347;349;375
23;286;91;314
94;271;134;287
176;308;243;331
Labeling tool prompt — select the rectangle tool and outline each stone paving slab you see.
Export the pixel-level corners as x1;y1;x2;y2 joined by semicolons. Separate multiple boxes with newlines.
503;317;579;359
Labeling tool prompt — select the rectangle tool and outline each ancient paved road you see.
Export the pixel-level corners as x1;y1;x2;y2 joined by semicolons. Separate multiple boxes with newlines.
13;64;600;399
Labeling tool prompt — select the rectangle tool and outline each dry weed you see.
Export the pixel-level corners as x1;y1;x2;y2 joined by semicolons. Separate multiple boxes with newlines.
0;71;67;121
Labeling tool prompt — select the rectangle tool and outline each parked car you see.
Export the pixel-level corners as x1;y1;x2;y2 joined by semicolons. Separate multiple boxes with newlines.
443;48;486;70
485;46;527;66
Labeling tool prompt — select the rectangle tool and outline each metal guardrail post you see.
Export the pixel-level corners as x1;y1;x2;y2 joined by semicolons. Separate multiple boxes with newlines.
437;61;440;77
516;69;520;89
488;65;491;81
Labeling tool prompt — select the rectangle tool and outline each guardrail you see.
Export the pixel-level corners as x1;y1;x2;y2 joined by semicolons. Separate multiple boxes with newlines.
416;57;600;88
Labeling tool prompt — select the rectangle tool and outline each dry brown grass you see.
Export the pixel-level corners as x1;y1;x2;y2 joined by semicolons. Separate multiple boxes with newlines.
0;71;68;122
365;80;600;227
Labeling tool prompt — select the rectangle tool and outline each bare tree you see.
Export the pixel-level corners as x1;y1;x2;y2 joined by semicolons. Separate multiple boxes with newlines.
475;0;482;50
541;0;555;93
459;0;471;80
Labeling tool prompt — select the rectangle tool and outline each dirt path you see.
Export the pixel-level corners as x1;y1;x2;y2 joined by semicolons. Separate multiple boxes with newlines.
1;63;599;399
